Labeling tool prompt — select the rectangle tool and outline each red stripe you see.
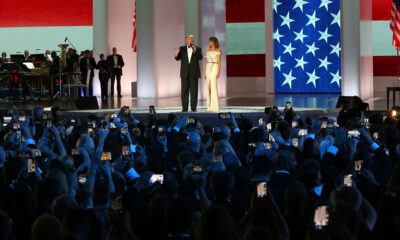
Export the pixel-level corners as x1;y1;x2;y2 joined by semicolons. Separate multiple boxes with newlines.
0;0;92;27
226;0;265;23
373;0;393;20
227;54;266;77
373;56;399;76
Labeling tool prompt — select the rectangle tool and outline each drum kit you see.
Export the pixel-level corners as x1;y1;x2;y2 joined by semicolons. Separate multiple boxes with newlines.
0;42;85;101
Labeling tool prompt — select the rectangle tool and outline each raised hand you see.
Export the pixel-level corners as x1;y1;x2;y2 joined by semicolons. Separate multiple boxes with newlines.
174;48;180;56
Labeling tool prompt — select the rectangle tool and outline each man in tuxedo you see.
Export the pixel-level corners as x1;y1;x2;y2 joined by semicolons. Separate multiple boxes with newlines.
79;50;96;96
107;47;124;98
65;48;79;72
23;50;31;62
97;53;109;101
174;35;203;112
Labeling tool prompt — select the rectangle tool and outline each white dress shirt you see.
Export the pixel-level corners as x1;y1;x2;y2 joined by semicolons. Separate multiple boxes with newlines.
113;55;118;66
187;46;193;64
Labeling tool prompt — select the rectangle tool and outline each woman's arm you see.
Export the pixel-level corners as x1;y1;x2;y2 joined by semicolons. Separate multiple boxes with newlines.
204;52;208;79
217;51;221;78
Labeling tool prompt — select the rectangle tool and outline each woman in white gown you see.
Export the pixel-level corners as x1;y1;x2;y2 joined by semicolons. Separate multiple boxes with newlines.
204;37;221;112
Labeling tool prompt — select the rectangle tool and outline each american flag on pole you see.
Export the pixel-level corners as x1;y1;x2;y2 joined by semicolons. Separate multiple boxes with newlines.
391;0;400;49
132;4;137;52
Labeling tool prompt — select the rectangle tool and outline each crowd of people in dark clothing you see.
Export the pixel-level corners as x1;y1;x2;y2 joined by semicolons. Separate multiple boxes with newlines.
0;97;399;240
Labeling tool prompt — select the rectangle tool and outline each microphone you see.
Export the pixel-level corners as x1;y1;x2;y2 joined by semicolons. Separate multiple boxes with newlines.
64;36;68;42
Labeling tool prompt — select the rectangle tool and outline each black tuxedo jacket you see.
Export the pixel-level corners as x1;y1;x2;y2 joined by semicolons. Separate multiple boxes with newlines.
79;57;96;79
107;54;125;76
175;45;203;79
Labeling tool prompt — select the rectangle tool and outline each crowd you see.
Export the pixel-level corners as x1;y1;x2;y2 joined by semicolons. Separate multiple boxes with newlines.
0;97;399;240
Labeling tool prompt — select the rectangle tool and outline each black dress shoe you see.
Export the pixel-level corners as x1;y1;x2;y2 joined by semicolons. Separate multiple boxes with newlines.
182;110;188;112
118;95;122;98
191;109;197;112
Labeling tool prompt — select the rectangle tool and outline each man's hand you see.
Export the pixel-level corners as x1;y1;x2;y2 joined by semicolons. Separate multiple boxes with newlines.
174;48;180;56
192;45;197;53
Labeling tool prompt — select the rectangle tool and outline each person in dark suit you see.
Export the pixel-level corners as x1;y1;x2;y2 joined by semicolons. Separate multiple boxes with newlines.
97;53;109;101
65;48;79;72
107;47;124;98
174;35;203;112
23;50;32;62
79;50;96;96
1;52;8;64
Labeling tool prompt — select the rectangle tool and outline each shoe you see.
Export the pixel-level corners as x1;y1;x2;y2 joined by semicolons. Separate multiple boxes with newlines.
118;95;122;98
191;109;197;112
182;110;188;112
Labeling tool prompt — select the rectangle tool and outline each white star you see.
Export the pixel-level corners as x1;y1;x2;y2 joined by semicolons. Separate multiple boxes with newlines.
283;42;296;56
330;42;341;57
330;70;341;87
282;70;296;89
319;0;333;11
318;56;332;70
280;12;294;29
318;28;332;43
306;70;320;88
273;0;282;13
295;56;308;70
293;0;308;12
294;29;308;43
331;10;340;27
306;11;320;28
274;56;285;71
273;28;284;43
306;42;319;56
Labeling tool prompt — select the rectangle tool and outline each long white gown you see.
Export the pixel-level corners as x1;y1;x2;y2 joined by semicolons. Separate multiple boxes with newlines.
205;50;220;112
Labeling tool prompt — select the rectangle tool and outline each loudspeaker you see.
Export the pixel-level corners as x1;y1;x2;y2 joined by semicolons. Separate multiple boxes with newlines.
75;97;99;110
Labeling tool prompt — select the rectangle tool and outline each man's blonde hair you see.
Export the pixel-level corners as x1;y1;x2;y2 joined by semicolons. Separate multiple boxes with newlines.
186;35;194;40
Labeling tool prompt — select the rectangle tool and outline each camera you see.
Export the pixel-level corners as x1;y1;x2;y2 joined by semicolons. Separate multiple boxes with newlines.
218;112;231;120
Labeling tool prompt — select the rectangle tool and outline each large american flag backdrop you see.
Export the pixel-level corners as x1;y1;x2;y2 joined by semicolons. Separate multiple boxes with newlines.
273;0;341;93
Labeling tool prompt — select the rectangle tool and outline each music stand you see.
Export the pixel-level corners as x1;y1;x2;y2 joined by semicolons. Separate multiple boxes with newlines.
10;54;24;63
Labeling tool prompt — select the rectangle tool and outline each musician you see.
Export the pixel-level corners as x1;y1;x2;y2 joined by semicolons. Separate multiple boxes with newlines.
23;50;31;62
49;51;60;96
65;48;78;72
97;54;109;101
79;50;96;96
1;52;8;63
107;47;124;98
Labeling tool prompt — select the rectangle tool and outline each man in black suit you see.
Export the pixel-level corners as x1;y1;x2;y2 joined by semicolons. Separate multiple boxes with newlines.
107;47;124;98
23;50;32;62
79;50;96;96
174;35;203;112
97;53;109;101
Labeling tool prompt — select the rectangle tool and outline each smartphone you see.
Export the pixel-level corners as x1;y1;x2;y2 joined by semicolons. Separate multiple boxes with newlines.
13;122;20;130
31;149;42;157
193;163;203;176
385;149;389;156
46;120;52;128
292;121;297;128
321;121;327;129
258;117;264;126
218;112;231;120
149;106;156;115
257;182;267;198
344;174;353;187
285;101;292;109
18;115;26;122
122;146;130;156
78;173;87;184
111;196;123;211
42;114;48;120
268;134;275;142
71;148;78;155
150;174;164;184
292;138;299;147
121;126;128;135
16;130;21;142
347;130;360;139
373;132;378;141
101;152;112;161
186;117;196;124
102;121;108;131
110;122;116;129
111;113;117;119
158;126;166;139
27;159;36;173
264;142;273;149
71;119;75;123
266;123;272;131
298;129;308;136
88;128;93;137
354;160;363;172
314;205;329;230
248;142;257;149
